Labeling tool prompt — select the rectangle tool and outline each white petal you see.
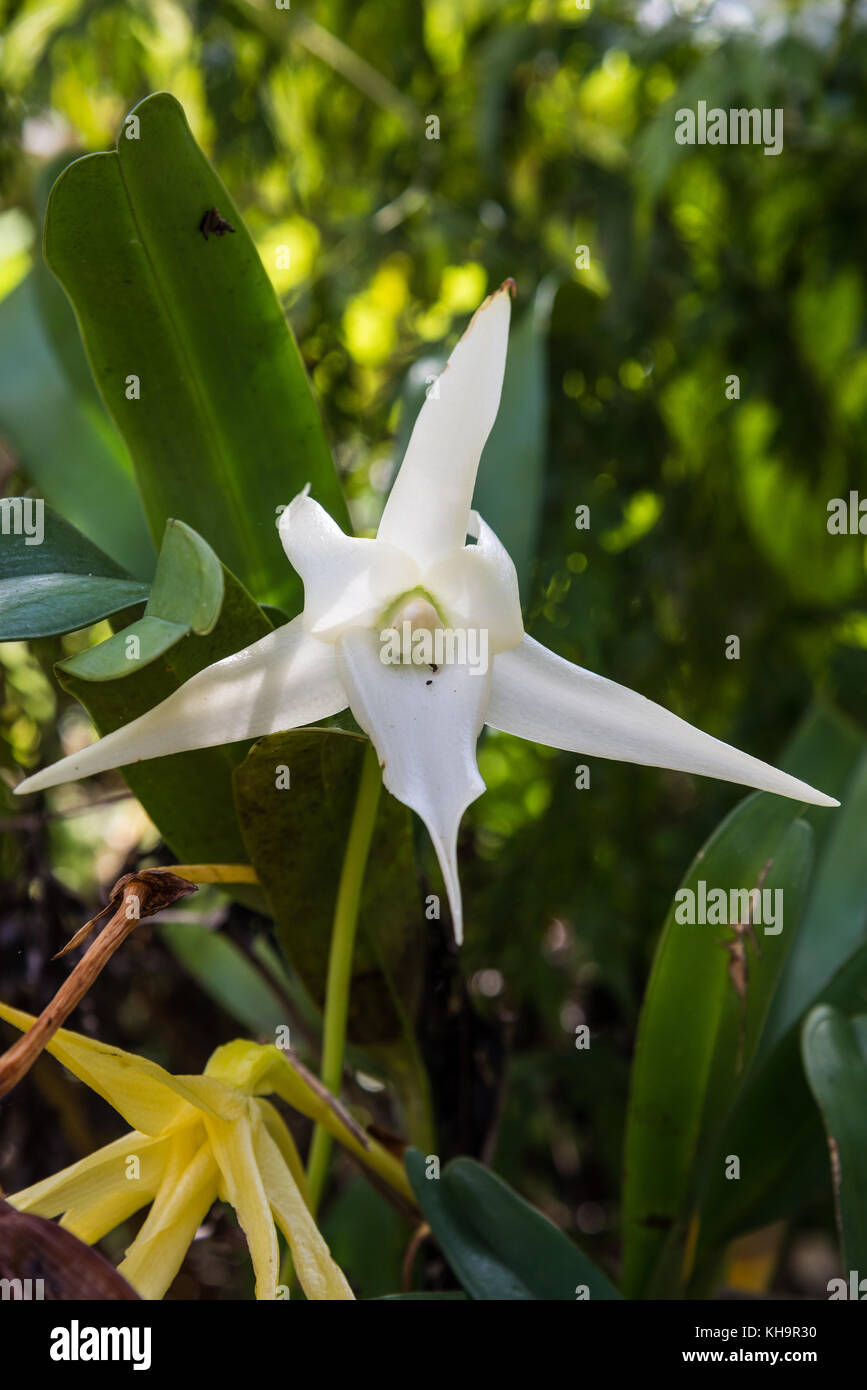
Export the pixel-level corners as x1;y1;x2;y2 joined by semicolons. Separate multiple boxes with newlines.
15;615;347;795
336;628;492;943
424;510;524;654
279;490;418;640
487;636;839;808
377;281;514;569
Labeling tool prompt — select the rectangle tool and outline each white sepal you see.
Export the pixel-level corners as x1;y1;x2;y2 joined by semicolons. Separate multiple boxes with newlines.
487;635;839;808
279;491;418;642
15;616;348;795
424;510;524;654
376;282;513;570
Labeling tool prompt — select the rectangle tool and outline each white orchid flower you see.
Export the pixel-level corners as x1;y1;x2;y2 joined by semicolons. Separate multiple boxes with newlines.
16;281;837;941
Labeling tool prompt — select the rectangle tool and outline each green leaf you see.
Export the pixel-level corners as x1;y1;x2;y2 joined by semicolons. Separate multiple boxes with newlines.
0;275;154;579
802;1005;867;1274
691;706;866;1256
60;519;223;680
696;940;867;1258
232;729;423;1049
763;743;867;1050
43;91;349;611
405;1150;620;1301
0;501;148;640
778;704;866;861
621;793;813;1298
159;921;288;1038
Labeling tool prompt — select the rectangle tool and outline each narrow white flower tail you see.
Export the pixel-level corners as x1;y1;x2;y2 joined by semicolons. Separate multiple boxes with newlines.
487;636;839;808
15;617;347;795
336;629;491;944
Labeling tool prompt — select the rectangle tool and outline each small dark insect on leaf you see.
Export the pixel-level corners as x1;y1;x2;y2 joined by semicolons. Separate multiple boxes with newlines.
199;206;235;240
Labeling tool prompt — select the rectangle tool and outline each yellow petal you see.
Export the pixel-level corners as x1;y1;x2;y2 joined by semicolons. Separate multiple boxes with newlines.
118;1128;218;1300
255;1097;311;1207
203;1038;279;1092
253;1111;354;1301
0;1001;203;1135
206;1040;413;1202
173;1073;249;1122
10;1130;168;1244
120;1124;203;1251
203;1105;281;1300
62;1186;158;1248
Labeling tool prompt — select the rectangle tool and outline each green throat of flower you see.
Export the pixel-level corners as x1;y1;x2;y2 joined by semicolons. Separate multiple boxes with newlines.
378;587;449;637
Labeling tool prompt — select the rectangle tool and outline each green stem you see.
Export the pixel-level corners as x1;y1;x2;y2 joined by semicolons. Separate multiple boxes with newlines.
306;742;382;1214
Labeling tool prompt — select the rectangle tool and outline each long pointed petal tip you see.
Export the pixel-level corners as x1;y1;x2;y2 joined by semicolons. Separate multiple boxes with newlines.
488;638;843;816
15;768;62;796
429;830;465;946
806;789;840;809
459;276;515;341
770;771;839;809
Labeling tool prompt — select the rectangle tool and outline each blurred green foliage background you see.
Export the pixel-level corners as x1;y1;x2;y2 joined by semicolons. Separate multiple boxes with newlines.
0;0;866;1299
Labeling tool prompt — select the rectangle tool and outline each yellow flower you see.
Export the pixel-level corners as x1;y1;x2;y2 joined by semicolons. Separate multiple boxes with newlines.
0;1002;412;1300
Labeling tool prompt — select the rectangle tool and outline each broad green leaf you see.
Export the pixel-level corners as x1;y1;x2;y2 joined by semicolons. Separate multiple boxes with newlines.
159;921;288;1039
232;729;423;1049
60;519;223;680
0;275;154;579
763;743;867;1050
621;793;812;1298
695;940;867;1258
778;704;866;862
0;501;148;639
32;158;114;409
405;1150;620;1301
43;92;349;611
58;555;272;868
692;706;866;1256
251;934;324;1040
802;1005;867;1274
